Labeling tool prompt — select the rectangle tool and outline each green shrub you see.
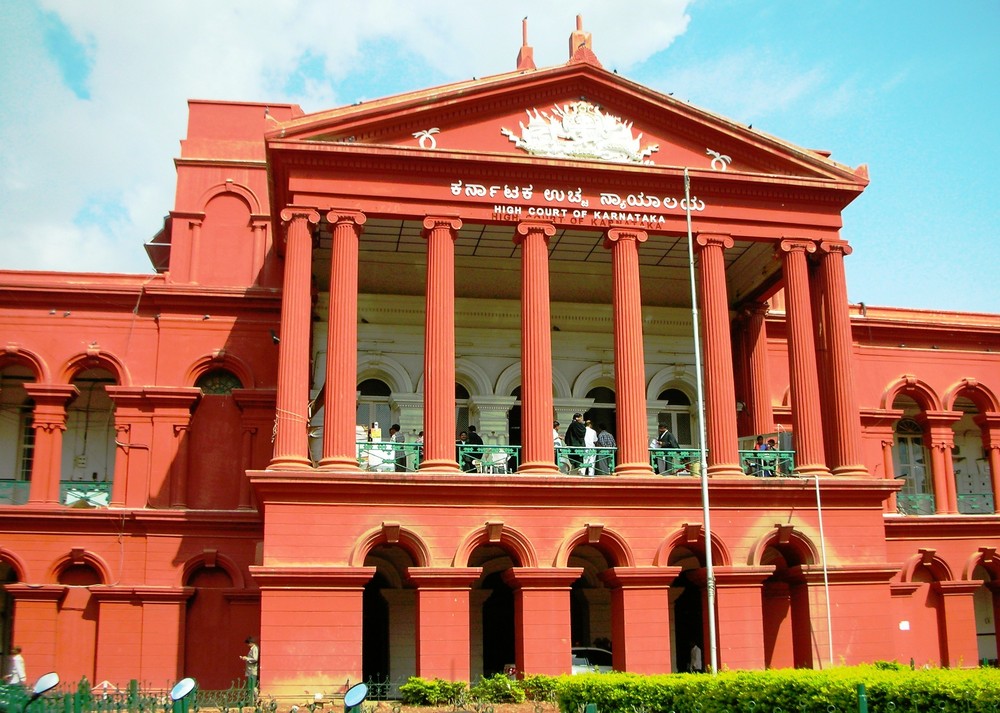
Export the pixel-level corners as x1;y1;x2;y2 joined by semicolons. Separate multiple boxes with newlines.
398;677;467;706
470;674;526;704
520;674;559;702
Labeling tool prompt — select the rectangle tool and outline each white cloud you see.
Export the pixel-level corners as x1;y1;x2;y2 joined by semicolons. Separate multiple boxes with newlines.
0;0;692;274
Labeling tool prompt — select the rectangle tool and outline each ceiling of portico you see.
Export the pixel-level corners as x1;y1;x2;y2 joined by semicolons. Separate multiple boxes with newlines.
312;217;777;308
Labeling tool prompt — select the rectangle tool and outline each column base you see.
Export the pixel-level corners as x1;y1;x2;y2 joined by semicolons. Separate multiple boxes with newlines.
831;464;869;477
268;456;313;471
419;459;462;472
517;461;561;475
793;464;832;478
316;457;363;472
615;462;655;476
707;465;745;478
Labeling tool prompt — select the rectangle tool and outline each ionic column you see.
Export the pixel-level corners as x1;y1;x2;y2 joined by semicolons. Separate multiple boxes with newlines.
974;414;1000;514
695;234;742;477
817;241;867;476
514;222;559;474
778;239;828;477
270;208;319;470
23;384;78;505
318;210;366;471
605;228;653;475
420;216;462;472
743;302;774;436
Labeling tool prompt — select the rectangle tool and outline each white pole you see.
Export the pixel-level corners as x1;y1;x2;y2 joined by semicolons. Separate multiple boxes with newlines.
684;168;718;674
814;474;834;667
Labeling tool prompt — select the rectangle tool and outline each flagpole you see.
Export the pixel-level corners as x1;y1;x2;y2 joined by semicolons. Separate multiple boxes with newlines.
684;167;718;674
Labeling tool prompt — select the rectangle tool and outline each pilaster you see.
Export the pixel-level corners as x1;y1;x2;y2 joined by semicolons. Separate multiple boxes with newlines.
23;384;78;506
503;567;583;675
916;411;962;514
974;413;1000;514
600;567;679;673
406;568;481;681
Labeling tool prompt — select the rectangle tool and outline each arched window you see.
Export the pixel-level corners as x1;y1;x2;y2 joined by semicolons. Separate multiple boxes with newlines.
658;388;693;447
357;379;392;432
196;369;243;395
0;366;34;503
894;417;932;515
65;368;116;486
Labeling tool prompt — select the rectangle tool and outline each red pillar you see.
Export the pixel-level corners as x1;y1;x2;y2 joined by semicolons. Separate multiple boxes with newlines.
251;566;375;700
743;302;774;437
271;208;319;470
695;234;741;477
23;384;78;505
420;216;463;472
694;567;772;671
600;567;678;673
407;568;481;680
778;239;828;476
817;241;867;476
605;229;653;475
514;222;559;474
918;411;961;514
4;585;64;677
503;568;582;676
319;210;367;471
936;581;981;668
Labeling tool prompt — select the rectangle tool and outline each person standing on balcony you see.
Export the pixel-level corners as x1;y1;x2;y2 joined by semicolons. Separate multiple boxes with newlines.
389;424;406;472
565;413;587;474
583;419;598;475
656;424;680;474
595;423;616;475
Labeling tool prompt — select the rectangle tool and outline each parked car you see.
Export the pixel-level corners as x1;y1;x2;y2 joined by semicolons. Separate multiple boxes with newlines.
571;646;613;674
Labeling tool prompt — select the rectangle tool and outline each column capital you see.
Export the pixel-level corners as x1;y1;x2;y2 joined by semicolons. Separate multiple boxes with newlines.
23;383;79;405
513;221;556;244
325;209;366;227
279;206;320;224
502;567;584;589
818;239;853;256
604;227;648;246
695;232;734;250
740;301;770;319
778;237;817;254
422;215;463;233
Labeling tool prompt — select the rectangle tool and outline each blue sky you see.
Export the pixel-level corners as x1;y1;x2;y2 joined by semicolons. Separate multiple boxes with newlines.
1;1;997;313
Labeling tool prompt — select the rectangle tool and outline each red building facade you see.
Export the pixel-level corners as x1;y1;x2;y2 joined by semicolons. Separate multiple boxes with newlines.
2;26;999;701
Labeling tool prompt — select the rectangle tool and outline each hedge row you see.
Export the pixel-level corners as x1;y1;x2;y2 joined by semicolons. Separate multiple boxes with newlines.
401;665;1000;713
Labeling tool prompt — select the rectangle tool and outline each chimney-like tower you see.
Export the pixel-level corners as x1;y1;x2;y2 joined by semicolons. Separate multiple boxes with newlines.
516;16;536;70
567;14;602;67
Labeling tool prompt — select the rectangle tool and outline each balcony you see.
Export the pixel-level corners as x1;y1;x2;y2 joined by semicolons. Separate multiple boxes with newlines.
0;481;112;507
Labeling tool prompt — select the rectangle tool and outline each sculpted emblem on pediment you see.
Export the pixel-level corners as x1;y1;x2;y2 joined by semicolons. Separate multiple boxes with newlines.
500;101;658;164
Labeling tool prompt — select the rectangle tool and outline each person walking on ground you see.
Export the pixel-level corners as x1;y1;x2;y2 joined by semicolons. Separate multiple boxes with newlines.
241;636;259;694
5;646;25;685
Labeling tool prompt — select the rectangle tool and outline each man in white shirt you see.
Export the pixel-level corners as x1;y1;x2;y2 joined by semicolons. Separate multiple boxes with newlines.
5;646;25;685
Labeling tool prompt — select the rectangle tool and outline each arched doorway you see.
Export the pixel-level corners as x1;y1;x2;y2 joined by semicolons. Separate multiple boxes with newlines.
56;562;101;681
668;545;705;673
760;541;814;669
185;565;242;689
971;564;998;665
567;544;613;653
469;545;518;678
362;544;416;694
584;387;616;439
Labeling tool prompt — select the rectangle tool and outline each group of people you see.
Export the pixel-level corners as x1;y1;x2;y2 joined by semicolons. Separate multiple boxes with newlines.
750;434;780;477
556;413;617;475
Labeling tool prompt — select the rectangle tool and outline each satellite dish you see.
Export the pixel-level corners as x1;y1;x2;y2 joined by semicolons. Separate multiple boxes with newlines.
170;678;197;702
344;682;368;710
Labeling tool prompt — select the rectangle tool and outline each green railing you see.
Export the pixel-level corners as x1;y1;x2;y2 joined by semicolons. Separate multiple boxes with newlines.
958;492;995;514
60;481;112;507
458;444;522;473
897;493;936;516
738;449;796;478
0;480;30;505
555;446;617;475
0;679;268;713
649;447;703;475
356;441;423;472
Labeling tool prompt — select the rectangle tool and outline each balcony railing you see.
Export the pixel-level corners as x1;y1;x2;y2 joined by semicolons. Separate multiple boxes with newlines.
0;480;112;507
356;441;425;472
555;446;618;475
459;444;522;474
897;493;936;516
649;448;703;475
957;492;995;514
738;449;796;478
0;480;30;505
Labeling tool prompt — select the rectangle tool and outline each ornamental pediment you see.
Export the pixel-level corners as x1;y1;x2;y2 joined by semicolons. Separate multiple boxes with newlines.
272;64;866;184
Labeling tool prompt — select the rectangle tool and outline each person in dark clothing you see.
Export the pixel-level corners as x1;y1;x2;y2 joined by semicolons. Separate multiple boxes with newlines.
655;424;680;474
564;413;587;473
467;425;485;471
